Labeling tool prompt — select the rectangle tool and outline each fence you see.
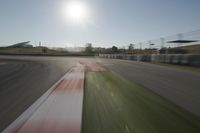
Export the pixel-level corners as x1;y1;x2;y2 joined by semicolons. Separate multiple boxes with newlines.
134;30;200;50
99;54;200;67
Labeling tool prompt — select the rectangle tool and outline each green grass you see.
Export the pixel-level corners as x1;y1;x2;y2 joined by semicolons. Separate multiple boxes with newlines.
82;72;200;133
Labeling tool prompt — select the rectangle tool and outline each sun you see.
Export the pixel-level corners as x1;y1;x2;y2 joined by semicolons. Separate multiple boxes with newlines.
63;1;88;22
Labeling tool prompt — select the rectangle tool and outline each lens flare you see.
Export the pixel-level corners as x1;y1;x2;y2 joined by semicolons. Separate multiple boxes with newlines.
63;1;88;22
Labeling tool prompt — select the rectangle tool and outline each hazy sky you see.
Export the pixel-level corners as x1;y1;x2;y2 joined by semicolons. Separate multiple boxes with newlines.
0;0;200;47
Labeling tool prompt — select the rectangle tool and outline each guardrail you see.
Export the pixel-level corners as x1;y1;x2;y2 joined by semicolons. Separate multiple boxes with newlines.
99;54;200;67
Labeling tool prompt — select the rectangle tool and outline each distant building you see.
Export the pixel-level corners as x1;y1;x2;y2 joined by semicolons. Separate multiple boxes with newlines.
7;41;33;48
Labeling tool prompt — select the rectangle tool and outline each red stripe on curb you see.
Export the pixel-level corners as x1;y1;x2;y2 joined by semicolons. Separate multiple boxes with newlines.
79;61;107;72
71;66;85;73
54;79;84;92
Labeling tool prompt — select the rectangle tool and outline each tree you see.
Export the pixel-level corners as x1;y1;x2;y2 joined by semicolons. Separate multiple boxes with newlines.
128;44;134;53
111;46;118;53
42;47;47;53
85;43;93;53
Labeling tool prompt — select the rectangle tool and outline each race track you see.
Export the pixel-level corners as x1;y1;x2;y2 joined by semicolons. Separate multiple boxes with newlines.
0;55;200;132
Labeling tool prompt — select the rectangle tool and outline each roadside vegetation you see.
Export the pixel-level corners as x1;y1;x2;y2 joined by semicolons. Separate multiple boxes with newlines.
1;42;199;56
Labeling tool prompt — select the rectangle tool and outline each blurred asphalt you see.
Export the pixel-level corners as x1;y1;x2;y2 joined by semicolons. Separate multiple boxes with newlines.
0;56;200;132
0;56;77;131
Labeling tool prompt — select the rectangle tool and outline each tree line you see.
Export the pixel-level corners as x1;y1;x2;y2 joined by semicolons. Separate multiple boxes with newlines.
85;43;157;54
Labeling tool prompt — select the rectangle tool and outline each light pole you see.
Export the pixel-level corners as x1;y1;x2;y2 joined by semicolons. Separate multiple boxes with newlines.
160;37;165;48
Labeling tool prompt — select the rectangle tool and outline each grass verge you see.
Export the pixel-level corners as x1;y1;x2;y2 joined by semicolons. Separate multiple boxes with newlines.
82;71;200;133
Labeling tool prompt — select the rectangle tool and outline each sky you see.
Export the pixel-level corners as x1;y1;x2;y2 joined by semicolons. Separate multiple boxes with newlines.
0;0;200;48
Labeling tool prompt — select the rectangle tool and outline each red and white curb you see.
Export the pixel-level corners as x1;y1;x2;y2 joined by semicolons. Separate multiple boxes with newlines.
3;63;85;133
79;61;107;72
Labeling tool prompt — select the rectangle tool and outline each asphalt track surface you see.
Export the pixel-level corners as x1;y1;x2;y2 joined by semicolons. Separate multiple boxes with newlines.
0;55;200;132
0;56;77;131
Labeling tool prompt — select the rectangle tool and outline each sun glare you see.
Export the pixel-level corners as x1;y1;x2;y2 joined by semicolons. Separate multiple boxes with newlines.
63;1;88;22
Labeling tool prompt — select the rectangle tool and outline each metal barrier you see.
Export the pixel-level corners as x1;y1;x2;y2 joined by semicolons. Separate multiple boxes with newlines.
99;54;200;67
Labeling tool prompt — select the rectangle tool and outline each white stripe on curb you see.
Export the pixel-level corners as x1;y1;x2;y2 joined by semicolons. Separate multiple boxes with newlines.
3;63;85;133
